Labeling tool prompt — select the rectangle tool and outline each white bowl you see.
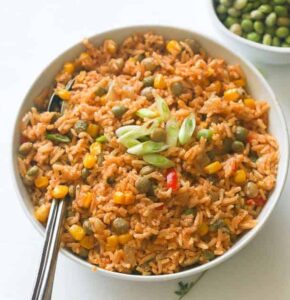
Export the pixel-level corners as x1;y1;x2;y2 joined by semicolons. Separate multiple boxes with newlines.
11;25;289;282
207;0;290;65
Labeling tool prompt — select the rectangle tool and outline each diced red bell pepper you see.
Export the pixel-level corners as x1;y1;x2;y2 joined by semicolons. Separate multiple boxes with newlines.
246;197;266;207
166;168;179;192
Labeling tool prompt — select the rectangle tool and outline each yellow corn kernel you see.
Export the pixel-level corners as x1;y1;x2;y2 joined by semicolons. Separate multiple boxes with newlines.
83;153;97;169
89;142;101;156
105;39;117;55
69;224;86;241
244;98;256;109
224;88;240;101
63;62;75;74
106;235;119;251
118;233;132;245
34;204;50;223
234;79;246;87
80;236;95;249
79;52;90;61
234;169;247;184
34;176;49;189
113;191;125;204
197;223;209;236
154;74;166;89
52;185;69;199
204;161;222;174
124;191;135;205
81;192;93;209
87;124;99;138
57;89;71;101
166;40;182;55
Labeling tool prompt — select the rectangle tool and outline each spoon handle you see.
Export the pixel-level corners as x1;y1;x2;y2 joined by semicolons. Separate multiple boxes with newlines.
31;199;66;300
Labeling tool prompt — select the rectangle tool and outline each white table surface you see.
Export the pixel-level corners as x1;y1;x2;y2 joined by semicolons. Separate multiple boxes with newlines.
1;0;290;299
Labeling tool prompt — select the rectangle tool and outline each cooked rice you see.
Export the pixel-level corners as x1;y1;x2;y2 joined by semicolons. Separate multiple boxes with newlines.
18;32;278;275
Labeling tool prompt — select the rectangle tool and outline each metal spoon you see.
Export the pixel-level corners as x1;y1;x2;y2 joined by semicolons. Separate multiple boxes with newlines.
32;80;74;300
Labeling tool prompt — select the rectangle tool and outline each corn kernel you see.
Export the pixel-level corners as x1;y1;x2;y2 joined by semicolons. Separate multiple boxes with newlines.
113;191;125;204
106;235;119;251
204;161;222;174
83;153;97;169
81;192;93;209
224;88;240;101
34;176;49;189
87;124;99;138
118;233;132;245
79;52;90;61
197;223;209;236
52;185;69;199
166;40;182;55
234;79;246;87
69;224;86;241
80;236;95;249
63;62;75;74
234;169;247;184
105;39;117;55
57;89;71;101
124;191;135;205
34;204;50;223
154;74;166;89
244;98;256;109
89;142;101;156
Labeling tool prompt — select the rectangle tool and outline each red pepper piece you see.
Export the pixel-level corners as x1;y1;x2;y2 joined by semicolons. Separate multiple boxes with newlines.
166;168;179;192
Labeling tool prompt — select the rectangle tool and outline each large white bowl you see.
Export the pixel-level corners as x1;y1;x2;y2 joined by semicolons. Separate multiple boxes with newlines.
12;25;289;282
207;0;290;65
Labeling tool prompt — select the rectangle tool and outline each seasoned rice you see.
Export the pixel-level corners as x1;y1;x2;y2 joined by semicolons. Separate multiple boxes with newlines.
18;32;278;275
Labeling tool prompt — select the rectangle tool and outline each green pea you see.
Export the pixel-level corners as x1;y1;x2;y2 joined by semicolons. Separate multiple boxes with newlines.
235;126;248;142
274;5;288;17
230;23;242;35
272;36;281;46
243;3;253;12
143;76;154;87
231;141;245;153
225;16;239;28
141;87;154;100
106;176;116;185
19;142;33;155
74;120;88;134
112;105;128;118
83;219;93;235
241;19;253;32
273;0;286;4
27;165;39;177
250;10;264;20
252;1;261;9
141;57;157;72
197;129;214;141
233;0;248;10
228;7;241;17
258;4;273;14
81;168;90;180
277;17;290;26
286;36;290;44
276;26;289;38
246;32;261;42
265;12;277;27
263;33;272;45
220;0;233;7
135;177;154;194
254;21;265;34
170;82;184;96
95;86;107;97
217;4;227;14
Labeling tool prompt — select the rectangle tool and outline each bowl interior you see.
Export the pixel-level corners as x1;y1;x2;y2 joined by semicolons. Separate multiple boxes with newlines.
12;25;289;282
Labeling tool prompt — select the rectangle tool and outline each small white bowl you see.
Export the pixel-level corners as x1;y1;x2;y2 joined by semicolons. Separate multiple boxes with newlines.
207;0;290;65
11;25;289;282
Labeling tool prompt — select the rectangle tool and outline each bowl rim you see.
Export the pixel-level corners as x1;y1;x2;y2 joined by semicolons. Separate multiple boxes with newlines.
207;0;290;54
11;24;289;282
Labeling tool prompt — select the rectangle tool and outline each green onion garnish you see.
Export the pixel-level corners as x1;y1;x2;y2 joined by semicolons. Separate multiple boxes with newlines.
143;154;175;169
178;114;196;145
166;119;179;147
136;108;158;119
127;141;168;156
156;95;170;121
